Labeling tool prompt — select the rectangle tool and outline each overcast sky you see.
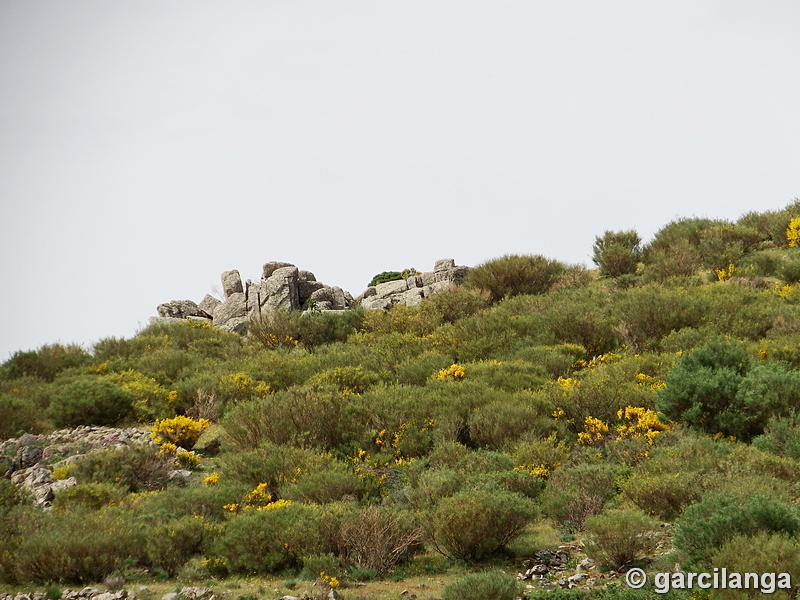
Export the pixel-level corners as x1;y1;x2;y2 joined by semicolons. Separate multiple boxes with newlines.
1;1;799;359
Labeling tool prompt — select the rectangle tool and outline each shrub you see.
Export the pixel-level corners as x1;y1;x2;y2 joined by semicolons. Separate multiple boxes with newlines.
468;397;555;450
442;570;522;600
657;337;750;438
47;378;134;427
753;413;800;460
432;488;536;561
213;503;326;575
781;255;800;283
151;415;210;450
71;444;175;492
368;271;403;287
280;466;382;504
711;532;800;600
219;444;328;488
221;384;367;451
464;254;566;303
328;505;422;575
620;472;701;520
0;479;22;515
8;508;145;583
52;483;127;511
421;285;491;324
584;509;660;569
144;515;207;577
674;493;800;566
540;463;619;531
0;343;91;382
0;393;39;438
592;230;642;277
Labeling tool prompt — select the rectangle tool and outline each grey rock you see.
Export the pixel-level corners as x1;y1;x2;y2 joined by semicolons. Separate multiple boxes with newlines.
298;270;316;282
360;297;389;310
51;477;78;493
360;286;377;300
1;455;11;477
407;275;423;288
217;316;248;335
434;258;456;272
79;588;100;597
94;593;117;600
14;443;42;470
421;271;436;286
179;587;213;600
221;270;244;297
568;573;589;586
261;261;295;281
261;266;300;311
161;595;177;600
329;286;349;310
198;294;221;315
212;292;247;326
299;280;326;305
402;288;424;307
156;300;210;319
374;279;408;298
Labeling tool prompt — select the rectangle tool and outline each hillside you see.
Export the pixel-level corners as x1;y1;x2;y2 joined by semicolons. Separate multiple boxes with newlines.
3;200;800;600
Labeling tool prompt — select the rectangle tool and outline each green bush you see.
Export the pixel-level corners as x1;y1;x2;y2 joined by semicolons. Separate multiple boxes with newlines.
753;413;800;460
144;515;207;577
584;509;659;569
0;393;39;438
8;508;145;583
71;444;175;493
0;479;22;515
0;343;91;382
620;472;701;521
657;337;750;438
213;503;326;575
219;444;328;488
432;488;536;560
52;483;127;511
674;493;800;566
221;384;367;451
442;570;522;600
421;285;491;324
47;378;134;427
592;230;642;277
781;255;800;283
133;482;251;522
710;532;800;600
280;465;382;504
467;394;554;451
368;271;403;287
540;463;619;531
464;254;566;303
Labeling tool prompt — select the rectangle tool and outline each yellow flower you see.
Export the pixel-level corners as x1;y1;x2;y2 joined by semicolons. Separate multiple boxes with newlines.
437;363;465;381
204;472;220;486
577;416;609;445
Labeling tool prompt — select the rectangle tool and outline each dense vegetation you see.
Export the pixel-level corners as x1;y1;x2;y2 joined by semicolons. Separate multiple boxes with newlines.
3;201;800;599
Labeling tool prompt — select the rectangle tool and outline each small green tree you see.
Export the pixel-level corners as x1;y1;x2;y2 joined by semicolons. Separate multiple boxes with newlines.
592;230;642;277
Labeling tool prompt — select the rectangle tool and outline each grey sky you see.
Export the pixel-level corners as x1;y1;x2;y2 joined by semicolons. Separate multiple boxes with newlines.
1;1;799;359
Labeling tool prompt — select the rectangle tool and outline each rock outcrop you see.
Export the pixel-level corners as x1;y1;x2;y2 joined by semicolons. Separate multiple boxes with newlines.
356;258;471;309
1;426;155;508
153;258;471;336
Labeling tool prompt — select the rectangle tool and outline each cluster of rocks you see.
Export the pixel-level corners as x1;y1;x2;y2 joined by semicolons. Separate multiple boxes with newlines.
517;549;598;591
155;258;471;335
1;426;153;508
357;258;471;310
155;262;356;335
0;587;220;600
